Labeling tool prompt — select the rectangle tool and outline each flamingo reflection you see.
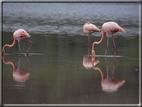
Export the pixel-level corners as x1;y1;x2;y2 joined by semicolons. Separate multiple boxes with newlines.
83;42;100;69
2;54;32;82
83;55;100;69
91;53;125;93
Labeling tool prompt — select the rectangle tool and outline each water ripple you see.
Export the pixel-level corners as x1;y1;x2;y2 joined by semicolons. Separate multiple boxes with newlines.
2;3;139;38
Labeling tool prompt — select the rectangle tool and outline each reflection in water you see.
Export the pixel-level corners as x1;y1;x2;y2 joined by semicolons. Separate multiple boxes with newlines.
83;44;100;69
83;49;125;93
91;55;125;93
2;54;32;82
83;55;100;69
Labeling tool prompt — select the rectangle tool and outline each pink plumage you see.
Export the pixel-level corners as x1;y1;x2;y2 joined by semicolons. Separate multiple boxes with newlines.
83;22;101;49
102;22;125;35
92;21;126;56
2;29;33;55
83;22;101;34
13;29;30;38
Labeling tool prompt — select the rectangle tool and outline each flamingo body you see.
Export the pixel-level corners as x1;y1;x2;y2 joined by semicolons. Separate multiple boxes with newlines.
83;22;101;34
13;29;30;39
102;22;125;35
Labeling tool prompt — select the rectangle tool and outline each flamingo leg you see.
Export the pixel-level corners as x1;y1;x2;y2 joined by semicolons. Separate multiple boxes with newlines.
88;46;90;55
18;40;21;55
26;39;33;54
105;35;109;77
88;34;90;48
112;34;116;58
112;34;116;75
105;35;109;57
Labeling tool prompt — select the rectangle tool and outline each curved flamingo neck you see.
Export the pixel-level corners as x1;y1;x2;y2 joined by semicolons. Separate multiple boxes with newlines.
92;31;106;52
2;39;17;52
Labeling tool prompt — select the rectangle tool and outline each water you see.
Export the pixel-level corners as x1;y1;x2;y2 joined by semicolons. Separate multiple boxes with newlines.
2;3;139;36
2;3;140;105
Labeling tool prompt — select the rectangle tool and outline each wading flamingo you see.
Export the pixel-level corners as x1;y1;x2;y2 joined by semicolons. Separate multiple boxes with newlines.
92;22;125;56
83;22;101;49
2;29;33;55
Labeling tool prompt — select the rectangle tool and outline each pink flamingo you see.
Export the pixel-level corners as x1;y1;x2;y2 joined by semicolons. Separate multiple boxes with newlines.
2;29;33;55
92;22;126;57
83;22;101;49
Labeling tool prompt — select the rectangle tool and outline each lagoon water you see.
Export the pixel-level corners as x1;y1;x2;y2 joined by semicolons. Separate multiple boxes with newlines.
2;3;140;104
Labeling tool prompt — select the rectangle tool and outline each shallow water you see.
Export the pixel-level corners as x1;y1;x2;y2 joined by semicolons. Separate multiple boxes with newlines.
2;3;140;105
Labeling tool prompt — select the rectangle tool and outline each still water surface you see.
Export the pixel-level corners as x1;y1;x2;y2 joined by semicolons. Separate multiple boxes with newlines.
2;3;139;104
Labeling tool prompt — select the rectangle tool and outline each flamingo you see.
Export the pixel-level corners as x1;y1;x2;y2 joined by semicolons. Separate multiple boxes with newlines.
92;22;126;57
2;29;33;55
83;22;101;49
